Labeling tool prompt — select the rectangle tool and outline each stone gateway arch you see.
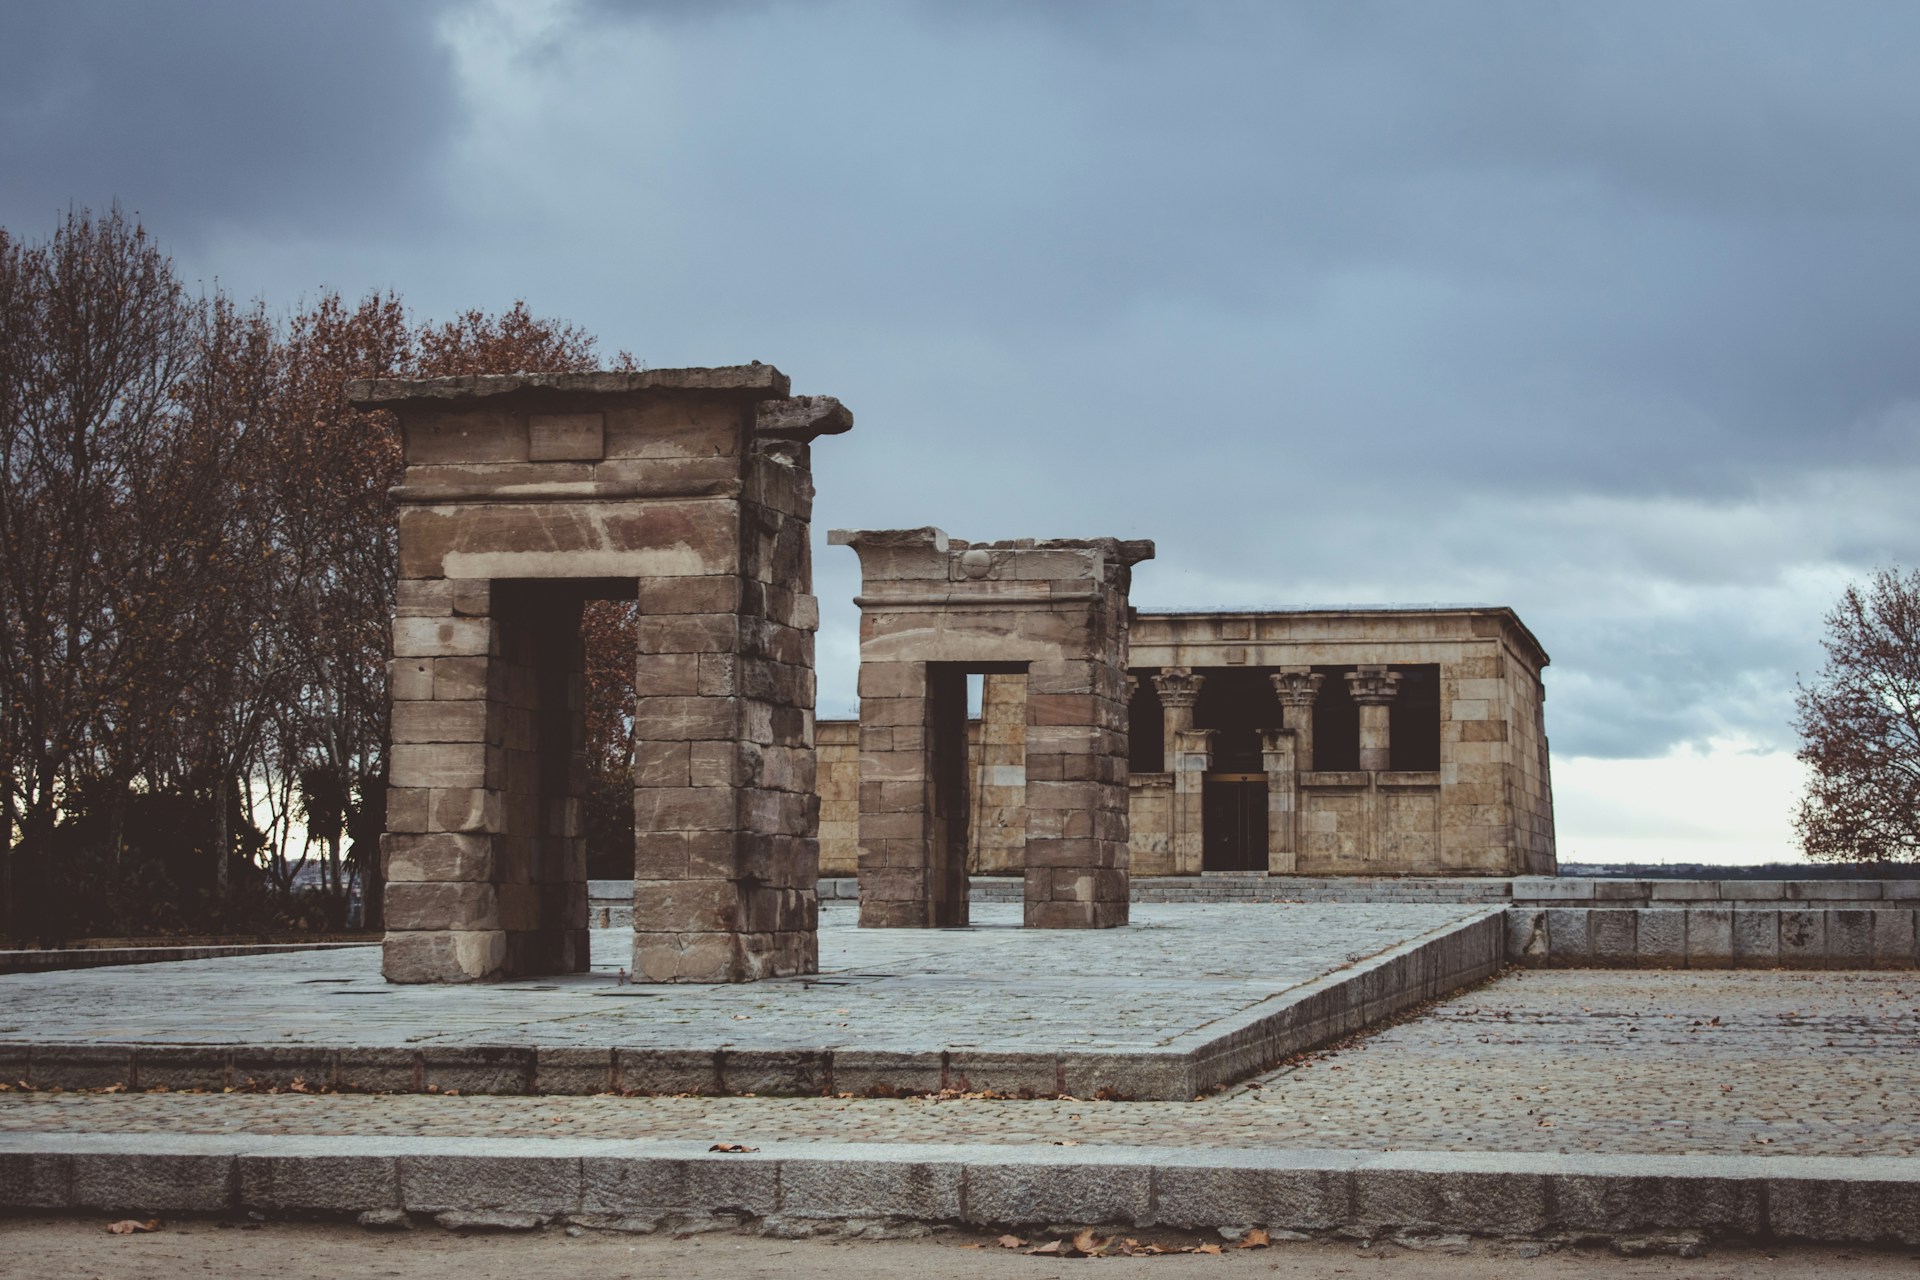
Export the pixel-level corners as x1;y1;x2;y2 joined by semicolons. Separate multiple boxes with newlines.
352;366;850;984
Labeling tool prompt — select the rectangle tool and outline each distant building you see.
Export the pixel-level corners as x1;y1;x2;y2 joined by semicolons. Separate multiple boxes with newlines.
817;606;1555;879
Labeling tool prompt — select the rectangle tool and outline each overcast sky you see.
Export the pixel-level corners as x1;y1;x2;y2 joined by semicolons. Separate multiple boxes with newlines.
7;0;1918;862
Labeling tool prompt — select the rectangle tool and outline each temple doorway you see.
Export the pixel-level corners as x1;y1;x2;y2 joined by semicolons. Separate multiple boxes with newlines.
1202;773;1267;872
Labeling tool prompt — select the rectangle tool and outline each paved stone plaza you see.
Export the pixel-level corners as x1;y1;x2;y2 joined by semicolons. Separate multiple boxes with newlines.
5;968;1915;1159
0;903;1479;1054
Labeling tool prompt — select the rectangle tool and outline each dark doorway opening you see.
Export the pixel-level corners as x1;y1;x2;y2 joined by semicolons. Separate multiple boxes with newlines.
1128;674;1165;772
1310;665;1360;771
926;660;1027;926
492;577;636;975
1202;774;1268;872
1193;667;1282;773
1388;664;1442;771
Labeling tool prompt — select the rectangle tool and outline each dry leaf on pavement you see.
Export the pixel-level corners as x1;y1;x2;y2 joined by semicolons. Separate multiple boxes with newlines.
105;1220;160;1235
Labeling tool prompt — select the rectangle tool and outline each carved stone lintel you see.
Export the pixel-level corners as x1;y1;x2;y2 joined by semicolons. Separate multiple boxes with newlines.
1270;668;1324;708
1345;665;1402;706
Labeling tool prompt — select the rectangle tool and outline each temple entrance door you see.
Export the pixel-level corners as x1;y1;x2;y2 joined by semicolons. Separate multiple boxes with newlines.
1202;773;1268;872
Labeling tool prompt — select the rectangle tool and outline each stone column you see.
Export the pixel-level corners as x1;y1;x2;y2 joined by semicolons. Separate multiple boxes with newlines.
1346;666;1402;772
1168;727;1215;875
1269;669;1323;772
1151;668;1204;767
1259;728;1298;874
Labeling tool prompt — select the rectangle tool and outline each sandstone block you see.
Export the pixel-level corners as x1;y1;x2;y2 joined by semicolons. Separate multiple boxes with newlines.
394;616;491;658
634;931;744;984
636;576;741;617
390;743;487;790
634;695;738;742
391;700;488;744
633;740;692;787
382;929;507;983
633;785;737;832
386;787;431;834
386;881;500;931
431;656;491;701
385;832;496;882
528;412;605;461
450;578;492;617
429;787;503;833
397;578;454;616
390;658;435;701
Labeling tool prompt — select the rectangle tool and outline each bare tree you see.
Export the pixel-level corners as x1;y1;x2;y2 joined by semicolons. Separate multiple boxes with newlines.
0;208;201;940
1794;566;1920;864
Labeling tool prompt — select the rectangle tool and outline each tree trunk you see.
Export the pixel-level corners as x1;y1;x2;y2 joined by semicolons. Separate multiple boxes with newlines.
0;784;14;945
212;773;230;897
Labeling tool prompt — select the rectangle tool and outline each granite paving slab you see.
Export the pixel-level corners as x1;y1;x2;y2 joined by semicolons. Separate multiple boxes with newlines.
0;903;1478;1052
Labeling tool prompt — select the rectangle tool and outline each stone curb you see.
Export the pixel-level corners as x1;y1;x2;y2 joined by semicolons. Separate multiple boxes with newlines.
3;1133;1915;1247
4;913;1503;1102
0;943;376;976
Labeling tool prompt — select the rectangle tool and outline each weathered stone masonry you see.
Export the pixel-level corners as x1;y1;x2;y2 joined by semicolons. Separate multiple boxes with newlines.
832;529;1154;928
816;605;1555;880
354;366;850;983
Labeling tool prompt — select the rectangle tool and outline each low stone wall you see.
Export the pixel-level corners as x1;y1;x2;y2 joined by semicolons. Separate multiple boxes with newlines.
1509;877;1920;907
587;876;1920;936
1506;907;1920;969
0;942;374;976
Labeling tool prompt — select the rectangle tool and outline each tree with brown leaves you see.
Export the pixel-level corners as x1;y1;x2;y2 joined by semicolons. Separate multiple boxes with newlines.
1794;566;1920;864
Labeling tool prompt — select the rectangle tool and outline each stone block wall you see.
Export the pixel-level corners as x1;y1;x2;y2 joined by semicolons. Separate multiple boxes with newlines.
1128;608;1555;877
816;720;859;876
832;529;1152;928
357;368;848;984
1507;906;1920;969
971;673;1029;875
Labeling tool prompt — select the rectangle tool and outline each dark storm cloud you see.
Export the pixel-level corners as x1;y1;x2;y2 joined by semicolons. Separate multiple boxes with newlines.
6;0;1916;767
0;1;459;244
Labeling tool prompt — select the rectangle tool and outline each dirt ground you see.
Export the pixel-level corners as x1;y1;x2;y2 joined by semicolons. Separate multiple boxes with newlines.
0;1218;1915;1280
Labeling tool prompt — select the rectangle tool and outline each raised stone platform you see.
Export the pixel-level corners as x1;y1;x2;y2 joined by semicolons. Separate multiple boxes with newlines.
0;903;1500;1101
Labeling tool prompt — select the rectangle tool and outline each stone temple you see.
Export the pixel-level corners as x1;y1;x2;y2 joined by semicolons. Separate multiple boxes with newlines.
818;605;1555;881
356;363;1556;985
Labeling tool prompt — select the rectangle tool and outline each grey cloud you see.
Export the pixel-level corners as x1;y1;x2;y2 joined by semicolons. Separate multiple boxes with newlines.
8;0;1918;765
0;1;459;248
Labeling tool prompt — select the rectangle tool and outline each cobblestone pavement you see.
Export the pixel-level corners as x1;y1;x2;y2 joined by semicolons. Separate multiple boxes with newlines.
4;968;1915;1158
0;903;1480;1052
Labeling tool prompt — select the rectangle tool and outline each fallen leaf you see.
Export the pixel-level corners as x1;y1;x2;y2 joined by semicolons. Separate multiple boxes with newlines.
1072;1228;1107;1255
1196;1242;1224;1255
1237;1228;1271;1248
996;1234;1025;1249
106;1220;160;1235
707;1143;759;1153
1027;1240;1064;1255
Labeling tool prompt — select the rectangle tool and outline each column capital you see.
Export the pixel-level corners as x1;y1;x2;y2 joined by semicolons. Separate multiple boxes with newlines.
1151;666;1205;709
1269;668;1324;708
1345;665;1402;706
